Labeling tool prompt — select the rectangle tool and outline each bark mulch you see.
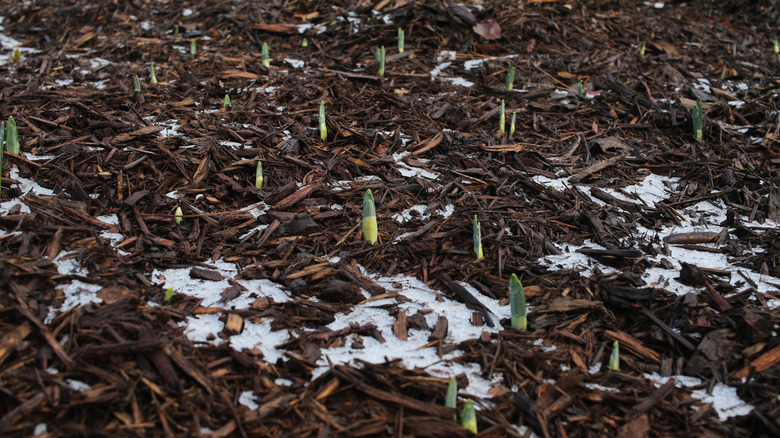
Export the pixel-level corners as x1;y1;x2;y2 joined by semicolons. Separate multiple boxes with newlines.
1;0;780;436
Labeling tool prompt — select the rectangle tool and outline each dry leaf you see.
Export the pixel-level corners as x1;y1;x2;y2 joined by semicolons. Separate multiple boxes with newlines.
473;19;502;40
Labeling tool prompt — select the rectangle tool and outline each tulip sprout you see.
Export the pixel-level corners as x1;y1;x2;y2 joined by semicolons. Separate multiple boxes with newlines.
692;96;703;142
473;215;483;260
0;122;4;193
150;62;158;85
6;116;19;154
223;94;232;109
319;101;327;141
378;46;386;78
445;376;457;419
262;42;270;68
510;112;516;135
499;99;506;134
302;38;308;47
608;340;620;371
12;49;21;63
163;287;175;304
398;28;405;54
363;189;378;245
720;65;727;80
461;399;477;434
255;161;263;189
190;39;197;55
174;206;183;225
506;65;515;91
509;274;527;330
577;80;584;95
639;41;646;56
133;75;141;92
774;38;779;54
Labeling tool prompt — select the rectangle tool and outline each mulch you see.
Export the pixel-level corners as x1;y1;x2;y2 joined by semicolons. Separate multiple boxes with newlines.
1;0;779;436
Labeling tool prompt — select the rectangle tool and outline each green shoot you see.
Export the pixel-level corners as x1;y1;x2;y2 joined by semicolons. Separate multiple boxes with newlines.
720;65;727;80
774;38;779;54
378;46;386;78
0;122;4;193
319;101;327;141
398;28;405;54
363;189;378;245
174;206;183;225
174;25;179;35
163;287;175;303
255;161;263;189
445;376;457;417
302;38;308;48
461;399;477;434
509;274;527;330
133;75;141;92
12;48;21;63
639;41;646;56
150;62;158;85
506;65;515;91
499;99;506;134
190;39;197;55
608;340;620;371
262;42;270;68
223;94;232;109
6;116;19;154
692;96;703;142
577;80;584;95
510;112;516;135
473;215;483;260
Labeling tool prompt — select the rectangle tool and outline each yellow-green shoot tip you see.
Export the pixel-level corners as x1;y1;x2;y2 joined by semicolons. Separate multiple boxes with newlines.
509;273;527;330
460;399;477;434
363;189;377;244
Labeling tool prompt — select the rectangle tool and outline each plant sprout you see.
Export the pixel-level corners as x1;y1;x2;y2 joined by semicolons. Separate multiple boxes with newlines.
720;65;727;80
163;287;175;303
174;206;183;225
12;49;21;63
445;376;457;412
262;42;270;68
499;99;506;134
133;75;141;92
223;94;232;109
174;25;179;36
608;340;620;371
506;64;515;91
774;38;779;54
255;161;263;189
0;122;4;193
509;274;527;330
190;39;197;55
461;399;477;434
378;46;386;78
639;41;646;56
302;38;308;47
510;112;516;135
319;101;327;141
577;80;584;95
692;96;703;142
363;189;378;245
398;28;404;54
473;215;483;260
150;62;158;85
6;116;19;154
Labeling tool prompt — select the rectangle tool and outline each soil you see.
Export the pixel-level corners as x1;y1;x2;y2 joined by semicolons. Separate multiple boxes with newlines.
1;0;780;437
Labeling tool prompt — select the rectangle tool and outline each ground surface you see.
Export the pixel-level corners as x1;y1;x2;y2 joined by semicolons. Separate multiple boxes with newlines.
1;0;780;437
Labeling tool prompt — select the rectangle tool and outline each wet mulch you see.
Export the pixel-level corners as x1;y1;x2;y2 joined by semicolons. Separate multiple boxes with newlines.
1;0;780;436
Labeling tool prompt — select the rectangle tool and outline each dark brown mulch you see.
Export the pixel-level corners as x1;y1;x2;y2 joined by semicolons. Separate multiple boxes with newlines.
1;0;780;436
